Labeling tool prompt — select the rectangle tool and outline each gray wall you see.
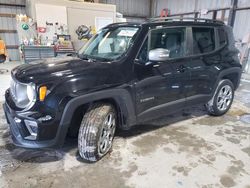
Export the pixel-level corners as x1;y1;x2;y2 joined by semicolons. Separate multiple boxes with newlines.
154;0;231;15
153;0;250;41
100;0;151;22
234;0;250;40
99;0;250;40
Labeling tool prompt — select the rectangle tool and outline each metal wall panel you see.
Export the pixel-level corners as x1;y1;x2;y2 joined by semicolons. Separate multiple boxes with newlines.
100;0;150;17
0;0;26;5
233;10;250;40
238;0;250;7
126;17;146;23
0;0;26;61
156;0;196;15
0;17;16;30
153;0;250;41
196;0;231;10
7;49;20;61
154;0;231;16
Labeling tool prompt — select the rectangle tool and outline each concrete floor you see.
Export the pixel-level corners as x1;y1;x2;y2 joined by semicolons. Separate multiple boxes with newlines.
0;63;250;188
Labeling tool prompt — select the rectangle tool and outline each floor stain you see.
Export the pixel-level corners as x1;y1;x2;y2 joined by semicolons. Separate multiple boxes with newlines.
242;147;250;157
172;165;192;176
206;154;216;162
132;126;215;156
226;137;241;144
227;108;248;116
227;160;247;176
220;175;236;187
121;163;138;178
163;147;174;153
215;129;224;136
193;116;228;126
2;163;130;188
132;133;168;155
164;128;215;155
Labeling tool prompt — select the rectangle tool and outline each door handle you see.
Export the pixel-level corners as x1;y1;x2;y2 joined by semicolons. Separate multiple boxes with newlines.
177;65;187;73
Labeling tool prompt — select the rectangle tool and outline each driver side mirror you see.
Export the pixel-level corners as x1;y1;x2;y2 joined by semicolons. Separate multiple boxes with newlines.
148;48;170;62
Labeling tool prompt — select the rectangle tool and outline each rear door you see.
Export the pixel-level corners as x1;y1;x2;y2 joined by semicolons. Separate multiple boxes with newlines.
185;26;220;106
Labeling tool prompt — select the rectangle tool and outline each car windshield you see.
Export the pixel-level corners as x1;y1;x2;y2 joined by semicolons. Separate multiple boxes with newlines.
78;26;139;61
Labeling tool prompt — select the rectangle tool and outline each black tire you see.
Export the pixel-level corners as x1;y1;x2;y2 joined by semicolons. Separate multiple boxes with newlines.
78;103;117;162
0;54;6;63
206;79;234;116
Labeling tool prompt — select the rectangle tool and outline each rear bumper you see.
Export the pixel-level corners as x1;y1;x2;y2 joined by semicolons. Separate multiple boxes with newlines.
3;103;65;149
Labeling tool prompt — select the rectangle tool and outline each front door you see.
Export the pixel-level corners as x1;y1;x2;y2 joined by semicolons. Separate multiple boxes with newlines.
134;26;190;122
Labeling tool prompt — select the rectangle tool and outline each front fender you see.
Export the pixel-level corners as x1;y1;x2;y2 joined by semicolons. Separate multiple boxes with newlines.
55;88;136;146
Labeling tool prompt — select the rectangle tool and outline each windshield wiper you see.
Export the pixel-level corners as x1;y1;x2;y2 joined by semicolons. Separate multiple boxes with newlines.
78;54;97;62
80;54;113;62
95;57;112;62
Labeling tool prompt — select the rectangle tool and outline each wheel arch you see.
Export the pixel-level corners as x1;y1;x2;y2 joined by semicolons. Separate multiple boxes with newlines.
221;72;240;90
55;88;136;145
215;67;242;92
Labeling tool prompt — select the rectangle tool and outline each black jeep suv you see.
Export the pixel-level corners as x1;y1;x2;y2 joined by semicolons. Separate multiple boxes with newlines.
4;18;242;162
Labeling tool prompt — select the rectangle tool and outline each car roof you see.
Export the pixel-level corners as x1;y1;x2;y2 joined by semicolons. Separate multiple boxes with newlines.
107;17;225;29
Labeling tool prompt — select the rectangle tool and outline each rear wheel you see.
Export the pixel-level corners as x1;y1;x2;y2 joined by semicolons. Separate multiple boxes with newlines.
206;79;234;116
78;103;116;162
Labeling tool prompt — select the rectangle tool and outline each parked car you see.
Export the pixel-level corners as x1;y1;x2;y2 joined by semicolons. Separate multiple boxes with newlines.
3;18;242;162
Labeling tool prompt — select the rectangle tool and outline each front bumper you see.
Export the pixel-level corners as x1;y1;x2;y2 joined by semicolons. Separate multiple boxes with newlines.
3;102;64;149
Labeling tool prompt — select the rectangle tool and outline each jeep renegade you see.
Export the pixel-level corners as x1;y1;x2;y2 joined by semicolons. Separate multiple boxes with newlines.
4;18;242;162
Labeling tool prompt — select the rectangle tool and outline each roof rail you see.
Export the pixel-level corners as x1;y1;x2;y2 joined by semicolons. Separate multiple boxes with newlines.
148;17;225;25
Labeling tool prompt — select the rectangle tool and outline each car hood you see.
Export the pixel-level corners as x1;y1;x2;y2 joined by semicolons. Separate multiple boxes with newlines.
12;56;121;85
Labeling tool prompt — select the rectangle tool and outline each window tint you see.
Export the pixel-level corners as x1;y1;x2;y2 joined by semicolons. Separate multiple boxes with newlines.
218;28;227;47
150;27;186;58
192;27;215;54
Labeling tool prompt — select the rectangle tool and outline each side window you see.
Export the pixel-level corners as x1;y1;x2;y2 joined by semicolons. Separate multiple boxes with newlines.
192;27;215;54
138;37;149;62
218;28;227;47
150;27;186;59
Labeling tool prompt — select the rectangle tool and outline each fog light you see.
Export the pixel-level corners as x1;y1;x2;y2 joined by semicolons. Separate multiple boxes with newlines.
14;117;21;123
24;120;38;140
38;115;52;122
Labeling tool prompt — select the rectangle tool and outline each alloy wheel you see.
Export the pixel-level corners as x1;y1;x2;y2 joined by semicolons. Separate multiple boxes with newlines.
98;112;116;156
216;85;233;111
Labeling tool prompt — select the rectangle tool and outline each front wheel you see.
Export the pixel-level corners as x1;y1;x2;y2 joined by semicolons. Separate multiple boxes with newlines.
78;103;117;162
206;79;234;116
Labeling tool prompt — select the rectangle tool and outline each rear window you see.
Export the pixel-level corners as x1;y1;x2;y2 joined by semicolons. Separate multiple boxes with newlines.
218;28;227;47
192;27;215;54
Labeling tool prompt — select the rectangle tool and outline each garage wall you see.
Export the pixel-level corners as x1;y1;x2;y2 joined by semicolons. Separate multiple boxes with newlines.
26;0;116;21
0;0;26;61
154;0;231;15
99;0;150;22
67;7;115;49
153;0;250;41
26;0;116;50
234;10;250;40
233;0;250;40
